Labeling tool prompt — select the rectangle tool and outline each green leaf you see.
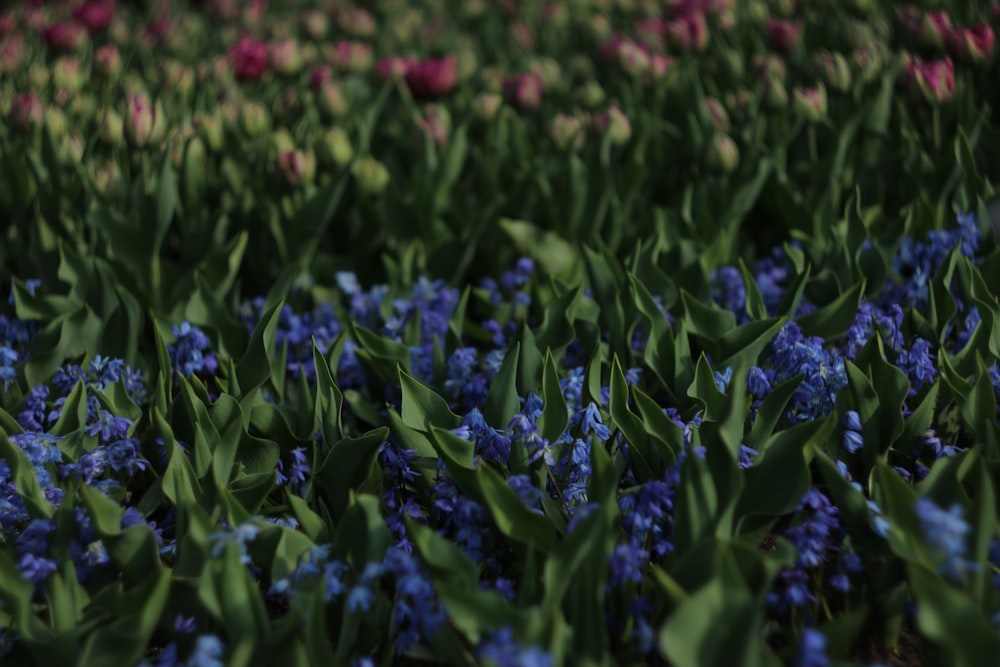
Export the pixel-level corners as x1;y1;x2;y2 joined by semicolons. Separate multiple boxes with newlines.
400;367;461;431
236;298;284;393
477;464;556;553
314;427;389;519
485;343;521;428
909;563;1000;667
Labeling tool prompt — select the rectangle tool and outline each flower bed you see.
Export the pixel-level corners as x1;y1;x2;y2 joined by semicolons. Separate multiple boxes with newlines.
1;1;1000;666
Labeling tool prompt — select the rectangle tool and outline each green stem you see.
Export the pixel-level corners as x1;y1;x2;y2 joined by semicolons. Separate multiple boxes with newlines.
808;123;818;165
932;106;941;153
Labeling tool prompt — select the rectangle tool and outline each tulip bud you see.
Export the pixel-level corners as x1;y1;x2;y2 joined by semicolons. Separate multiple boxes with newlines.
812;52;852;94
351;156;390;196
850;48;883;85
666;13;709;53
724;89;754;123
269;39;302;76
318;127;353;168
529;57;562;91
328;41;373;74
59;132;85;166
647;54;674;84
28;64;50;90
471;92;503;123
337;8;377;39
792;85;828;122
89;161;124;199
271;129;295;154
302;10;329;39
551;113;586;151
93;44;121;79
918;11;951;51
455;40;479;82
480;66;507;94
194;110;224;152
704;133;740;173
50;57;84;92
949;25;996;64
763;78;788;110
240;101;270;137
180;135;207;207
592;106;631;146
98;107;124;146
617;39;651;79
506;73;543;112
588;15;612;43
575;80;606;109
907;56;955;105
766;19;802;53
123;93;161;148
418;105;451;149
9;92;44;133
276;148;316;188
168;126;194;169
704;97;730;132
318;80;348;119
45;107;67;140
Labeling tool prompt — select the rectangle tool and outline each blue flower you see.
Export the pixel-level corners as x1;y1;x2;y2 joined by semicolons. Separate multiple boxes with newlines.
842;410;863;454
914;498;976;581
186;635;225;667
570;402;611;441
477;627;553;667
796;628;830;667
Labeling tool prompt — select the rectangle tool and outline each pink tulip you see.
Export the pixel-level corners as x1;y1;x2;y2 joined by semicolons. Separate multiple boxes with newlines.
667;13;709;53
9;91;43;132
404;56;457;100
948;24;996;63
73;1;114;32
906;56;955;104
766;19;802;53
42;22;87;51
230;34;268;82
506;72;543;112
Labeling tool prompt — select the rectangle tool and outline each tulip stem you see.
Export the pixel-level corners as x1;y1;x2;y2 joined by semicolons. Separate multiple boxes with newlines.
932;106;942;153
807;124;818;164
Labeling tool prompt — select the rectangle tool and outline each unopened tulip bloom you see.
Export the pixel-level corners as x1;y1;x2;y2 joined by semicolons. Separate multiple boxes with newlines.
948;25;996;64
9;92;44;132
704;133;740;173
917;11;951;51
42;22;87;51
812;52;852;94
592;106;631;146
240;101;269;136
666;13;709;53
73;1;114;32
124;93;164;148
318;127;353;168
404;56;458;100
328;41;373;74
351;156;390;196
766;19;802;53
269;39;302;75
907;56;955;104
318;81;348;119
471;92;503;123
551;114;586;151
337;8;377;38
93;44;121;79
793;85;828;122
229;34;268;81
276;148;316;188
506;72;543;112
